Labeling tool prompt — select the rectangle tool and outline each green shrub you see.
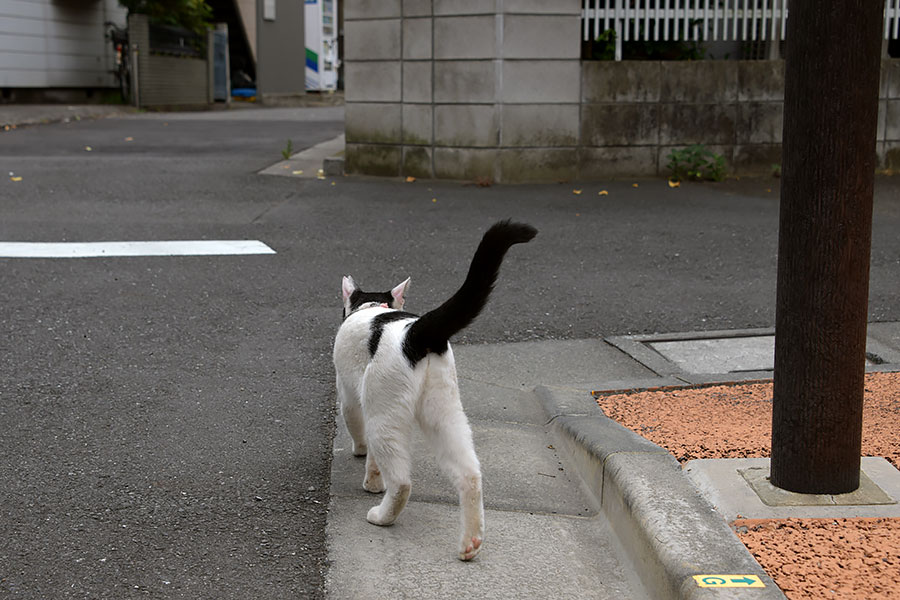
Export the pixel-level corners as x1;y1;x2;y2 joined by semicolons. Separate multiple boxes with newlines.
121;0;212;37
585;23;706;61
592;29;617;61
667;145;726;182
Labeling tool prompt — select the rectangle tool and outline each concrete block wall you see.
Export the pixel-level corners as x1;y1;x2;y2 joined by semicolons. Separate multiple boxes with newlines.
580;60;786;178
344;0;584;181
344;1;900;181
581;59;900;177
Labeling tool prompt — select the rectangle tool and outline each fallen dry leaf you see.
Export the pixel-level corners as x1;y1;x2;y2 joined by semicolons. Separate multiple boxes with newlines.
405;176;416;183
632;183;639;188
598;190;609;196
573;189;582;195
292;170;304;175
124;137;134;142
668;179;681;188
10;176;22;182
84;146;93;152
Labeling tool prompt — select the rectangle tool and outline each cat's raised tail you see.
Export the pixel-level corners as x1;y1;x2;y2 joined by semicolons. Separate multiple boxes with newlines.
404;220;537;364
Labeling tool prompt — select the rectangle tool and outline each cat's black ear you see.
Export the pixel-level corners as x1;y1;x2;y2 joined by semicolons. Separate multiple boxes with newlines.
390;277;410;309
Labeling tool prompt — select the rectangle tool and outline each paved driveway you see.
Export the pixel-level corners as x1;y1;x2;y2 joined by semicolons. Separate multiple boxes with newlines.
1;108;344;599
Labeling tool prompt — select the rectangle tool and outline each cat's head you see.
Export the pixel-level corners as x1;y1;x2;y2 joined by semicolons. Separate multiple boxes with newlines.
341;275;410;320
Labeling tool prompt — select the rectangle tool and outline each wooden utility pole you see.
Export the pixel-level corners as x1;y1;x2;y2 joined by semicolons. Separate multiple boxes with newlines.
770;2;884;494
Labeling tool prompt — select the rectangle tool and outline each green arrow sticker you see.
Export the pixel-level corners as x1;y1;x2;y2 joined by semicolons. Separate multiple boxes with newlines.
693;574;765;588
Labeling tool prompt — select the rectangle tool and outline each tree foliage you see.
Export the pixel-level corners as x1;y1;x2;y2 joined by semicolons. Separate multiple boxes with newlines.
120;0;212;36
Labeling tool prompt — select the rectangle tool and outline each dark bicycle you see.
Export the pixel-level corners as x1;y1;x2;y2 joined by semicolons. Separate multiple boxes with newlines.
105;21;131;104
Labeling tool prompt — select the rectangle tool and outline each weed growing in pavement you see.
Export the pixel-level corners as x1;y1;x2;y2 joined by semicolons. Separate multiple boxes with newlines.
666;144;726;182
281;139;294;160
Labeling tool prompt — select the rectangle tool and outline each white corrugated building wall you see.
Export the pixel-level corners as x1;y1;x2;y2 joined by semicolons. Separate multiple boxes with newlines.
0;0;127;91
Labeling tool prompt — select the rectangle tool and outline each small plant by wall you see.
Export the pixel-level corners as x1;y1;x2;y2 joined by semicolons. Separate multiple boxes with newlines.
582;26;706;61
667;144;727;182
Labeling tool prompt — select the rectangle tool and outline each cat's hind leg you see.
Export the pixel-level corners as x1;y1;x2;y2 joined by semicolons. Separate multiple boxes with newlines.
337;374;384;492
337;374;368;457
364;421;412;525
362;452;385;494
361;382;415;525
419;389;485;560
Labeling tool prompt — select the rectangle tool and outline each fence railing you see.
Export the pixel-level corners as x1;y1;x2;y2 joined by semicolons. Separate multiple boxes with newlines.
148;23;204;58
583;1;900;60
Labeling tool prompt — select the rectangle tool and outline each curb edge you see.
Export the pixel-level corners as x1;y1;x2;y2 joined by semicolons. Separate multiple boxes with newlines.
536;385;787;600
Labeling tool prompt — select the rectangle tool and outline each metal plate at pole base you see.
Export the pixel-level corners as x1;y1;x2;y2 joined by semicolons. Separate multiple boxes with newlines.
740;466;896;507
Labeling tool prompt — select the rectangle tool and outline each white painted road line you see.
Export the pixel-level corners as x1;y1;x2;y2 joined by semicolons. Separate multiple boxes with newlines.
0;240;277;258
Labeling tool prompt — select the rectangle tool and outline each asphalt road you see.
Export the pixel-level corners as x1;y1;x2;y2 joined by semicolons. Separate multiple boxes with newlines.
1;106;899;599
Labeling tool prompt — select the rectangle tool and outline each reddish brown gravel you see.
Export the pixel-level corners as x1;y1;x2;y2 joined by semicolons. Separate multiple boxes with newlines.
596;372;900;600
733;517;900;599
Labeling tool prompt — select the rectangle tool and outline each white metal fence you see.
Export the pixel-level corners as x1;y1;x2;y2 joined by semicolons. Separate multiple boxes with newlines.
582;1;900;60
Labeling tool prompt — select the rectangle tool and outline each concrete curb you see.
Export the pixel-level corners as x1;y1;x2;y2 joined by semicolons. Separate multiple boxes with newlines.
258;134;344;179
536;386;787;600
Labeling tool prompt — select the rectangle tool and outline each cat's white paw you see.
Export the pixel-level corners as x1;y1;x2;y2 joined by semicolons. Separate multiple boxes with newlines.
352;442;367;457
366;505;395;526
363;469;385;493
458;535;483;561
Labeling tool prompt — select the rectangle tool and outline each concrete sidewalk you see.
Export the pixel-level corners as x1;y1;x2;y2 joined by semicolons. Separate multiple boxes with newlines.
327;339;655;599
0;104;136;128
325;323;900;599
0;103;345;129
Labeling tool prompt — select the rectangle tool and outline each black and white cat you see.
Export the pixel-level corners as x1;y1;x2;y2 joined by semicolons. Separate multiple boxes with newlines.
333;220;537;560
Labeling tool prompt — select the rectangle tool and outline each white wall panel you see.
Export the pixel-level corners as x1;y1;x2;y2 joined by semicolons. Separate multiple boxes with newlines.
0;0;127;88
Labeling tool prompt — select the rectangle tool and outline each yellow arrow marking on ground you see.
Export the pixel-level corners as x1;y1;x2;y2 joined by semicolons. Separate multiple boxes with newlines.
693;575;765;588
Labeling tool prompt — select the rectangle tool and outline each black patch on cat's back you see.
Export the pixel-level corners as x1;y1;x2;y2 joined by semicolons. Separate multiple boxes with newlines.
401;336;448;367
368;311;418;357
